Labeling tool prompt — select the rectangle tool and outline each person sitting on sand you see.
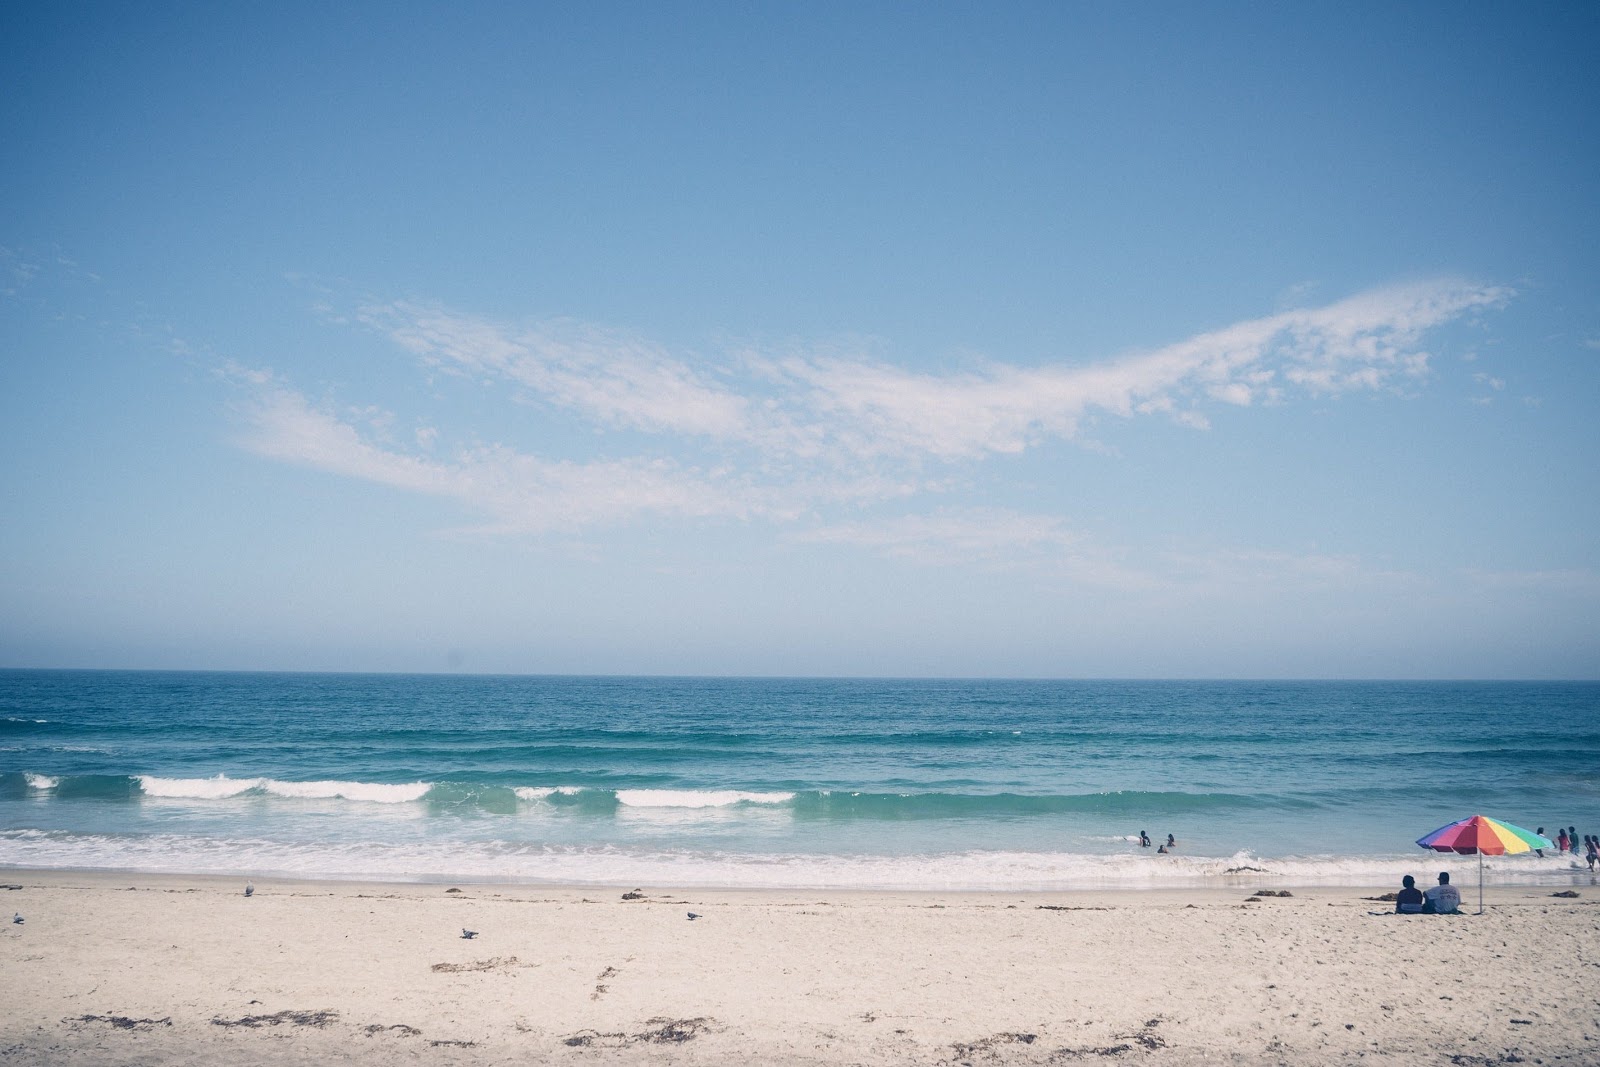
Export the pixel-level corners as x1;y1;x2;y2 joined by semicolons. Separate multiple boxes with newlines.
1395;874;1425;914
1422;871;1461;914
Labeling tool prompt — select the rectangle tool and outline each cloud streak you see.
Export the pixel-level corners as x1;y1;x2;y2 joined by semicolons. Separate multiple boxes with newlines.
363;304;753;440
233;278;1509;542
770;279;1508;460
232;371;922;534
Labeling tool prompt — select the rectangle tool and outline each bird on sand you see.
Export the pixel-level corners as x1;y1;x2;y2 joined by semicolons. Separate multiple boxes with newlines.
461;929;478;939
244;882;254;897
11;913;21;924
686;912;701;920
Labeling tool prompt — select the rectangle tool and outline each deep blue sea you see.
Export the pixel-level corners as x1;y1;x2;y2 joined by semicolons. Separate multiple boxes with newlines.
2;671;1596;890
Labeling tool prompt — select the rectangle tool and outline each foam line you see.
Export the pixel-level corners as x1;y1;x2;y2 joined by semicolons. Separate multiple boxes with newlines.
614;789;797;808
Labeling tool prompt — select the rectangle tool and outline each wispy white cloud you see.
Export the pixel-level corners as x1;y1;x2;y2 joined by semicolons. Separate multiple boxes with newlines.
360;303;753;440
232;374;766;533
228;368;924;534
352;278;1509;467
233;278;1510;550
769;279;1508;460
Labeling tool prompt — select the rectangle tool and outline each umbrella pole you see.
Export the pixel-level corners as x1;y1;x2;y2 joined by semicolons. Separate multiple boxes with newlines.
1478;850;1484;915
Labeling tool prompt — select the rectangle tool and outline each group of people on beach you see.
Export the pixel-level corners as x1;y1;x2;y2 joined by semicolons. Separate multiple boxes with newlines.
1535;826;1599;871
1138;830;1177;854
1394;872;1461;914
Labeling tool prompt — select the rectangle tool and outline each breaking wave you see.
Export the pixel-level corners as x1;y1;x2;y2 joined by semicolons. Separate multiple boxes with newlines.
1;774;1311;819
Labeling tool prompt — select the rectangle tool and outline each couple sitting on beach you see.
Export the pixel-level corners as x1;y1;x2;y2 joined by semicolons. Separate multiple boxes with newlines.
1395;872;1461;914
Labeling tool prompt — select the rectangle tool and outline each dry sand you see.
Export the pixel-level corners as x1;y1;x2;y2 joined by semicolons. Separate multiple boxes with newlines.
1;869;1597;1065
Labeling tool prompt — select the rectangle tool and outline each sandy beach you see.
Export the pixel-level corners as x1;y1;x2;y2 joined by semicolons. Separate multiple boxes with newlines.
1;869;1596;1066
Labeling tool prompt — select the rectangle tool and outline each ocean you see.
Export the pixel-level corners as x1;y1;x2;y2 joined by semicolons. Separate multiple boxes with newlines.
2;670;1596;891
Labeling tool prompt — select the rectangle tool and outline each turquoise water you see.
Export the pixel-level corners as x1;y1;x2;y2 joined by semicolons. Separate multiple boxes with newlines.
2;670;1596;889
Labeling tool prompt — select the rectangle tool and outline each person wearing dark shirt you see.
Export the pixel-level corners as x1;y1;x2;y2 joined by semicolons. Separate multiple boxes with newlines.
1395;874;1425;914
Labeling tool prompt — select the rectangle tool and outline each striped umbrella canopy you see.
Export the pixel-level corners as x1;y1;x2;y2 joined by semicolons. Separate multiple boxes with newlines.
1416;815;1554;913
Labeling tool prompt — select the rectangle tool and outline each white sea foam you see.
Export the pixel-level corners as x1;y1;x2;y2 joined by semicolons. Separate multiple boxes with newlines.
1;830;1591;892
23;773;59;791
261;779;431;803
137;775;263;798
513;786;586;801
135;775;430;803
615;789;797;809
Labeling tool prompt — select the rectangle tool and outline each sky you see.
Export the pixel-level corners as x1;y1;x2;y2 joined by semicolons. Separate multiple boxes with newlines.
1;3;1597;678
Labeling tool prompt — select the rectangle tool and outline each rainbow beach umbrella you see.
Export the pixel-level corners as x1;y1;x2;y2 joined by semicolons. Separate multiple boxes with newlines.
1416;814;1554;914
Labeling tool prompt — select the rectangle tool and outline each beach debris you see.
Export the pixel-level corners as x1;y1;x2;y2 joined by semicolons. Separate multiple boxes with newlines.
363;1023;422;1037
592;964;620;999
1551;890;1579;898
431;957;527;973
431;1039;477;1048
211;1010;338;1029
686;911;701;920
1;884;22;890
1251;890;1293;898
621;889;645;900
563;1017;713;1047
1077;1017;1167;1056
460;928;478;939
445;887;462;893
244;881;253;897
73;1014;172;1031
949;1032;1037;1059
1225;865;1269;874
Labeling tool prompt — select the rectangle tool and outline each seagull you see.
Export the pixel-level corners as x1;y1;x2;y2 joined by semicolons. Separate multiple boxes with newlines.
244;882;254;897
11;913;21;924
461;929;478;939
686;912;701;921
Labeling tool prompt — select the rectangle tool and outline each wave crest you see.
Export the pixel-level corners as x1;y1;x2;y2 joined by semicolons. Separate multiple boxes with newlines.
615;789;797;809
136;775;430;803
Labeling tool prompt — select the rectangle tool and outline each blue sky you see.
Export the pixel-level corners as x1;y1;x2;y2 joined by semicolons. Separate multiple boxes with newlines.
2;3;1596;677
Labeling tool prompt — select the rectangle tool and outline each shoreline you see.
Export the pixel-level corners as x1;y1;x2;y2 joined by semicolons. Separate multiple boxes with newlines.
3;853;1596;894
4;867;1597;1065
